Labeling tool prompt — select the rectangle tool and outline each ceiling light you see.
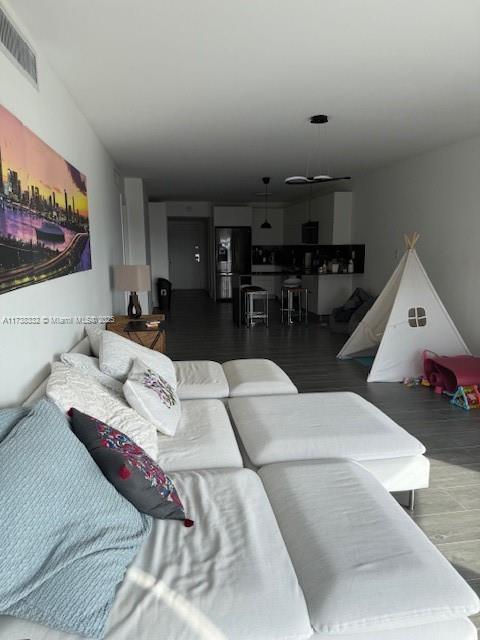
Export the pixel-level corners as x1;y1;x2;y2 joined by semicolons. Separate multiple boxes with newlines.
260;176;272;229
285;115;351;185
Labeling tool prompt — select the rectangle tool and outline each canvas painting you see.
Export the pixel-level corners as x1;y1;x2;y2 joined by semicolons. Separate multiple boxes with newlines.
0;103;91;295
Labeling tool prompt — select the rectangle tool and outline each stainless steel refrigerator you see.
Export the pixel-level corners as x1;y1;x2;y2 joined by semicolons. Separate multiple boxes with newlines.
215;227;251;301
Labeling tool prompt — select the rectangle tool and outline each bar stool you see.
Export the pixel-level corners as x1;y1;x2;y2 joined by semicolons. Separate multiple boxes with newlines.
281;286;308;325
244;288;269;328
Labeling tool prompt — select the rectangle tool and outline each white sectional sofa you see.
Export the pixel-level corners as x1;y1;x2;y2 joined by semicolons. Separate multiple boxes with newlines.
11;331;478;640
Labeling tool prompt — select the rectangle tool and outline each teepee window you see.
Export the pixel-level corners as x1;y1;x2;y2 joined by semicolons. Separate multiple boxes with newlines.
408;307;427;328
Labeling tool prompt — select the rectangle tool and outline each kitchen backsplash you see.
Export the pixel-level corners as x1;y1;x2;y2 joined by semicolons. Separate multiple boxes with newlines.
252;244;365;273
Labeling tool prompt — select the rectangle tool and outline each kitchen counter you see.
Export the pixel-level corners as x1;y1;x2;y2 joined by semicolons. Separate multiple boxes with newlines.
249;271;359;315
251;270;362;276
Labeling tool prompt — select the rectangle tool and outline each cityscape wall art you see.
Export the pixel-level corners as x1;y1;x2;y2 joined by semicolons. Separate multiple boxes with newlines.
0;103;91;295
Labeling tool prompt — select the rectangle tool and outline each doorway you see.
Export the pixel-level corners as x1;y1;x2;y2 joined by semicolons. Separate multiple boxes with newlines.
167;218;209;290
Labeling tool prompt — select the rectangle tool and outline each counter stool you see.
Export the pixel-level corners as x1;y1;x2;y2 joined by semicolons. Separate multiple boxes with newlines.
245;289;269;328
281;286;308;325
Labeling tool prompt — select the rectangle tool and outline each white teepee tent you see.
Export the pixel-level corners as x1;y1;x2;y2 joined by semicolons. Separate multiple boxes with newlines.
337;233;470;382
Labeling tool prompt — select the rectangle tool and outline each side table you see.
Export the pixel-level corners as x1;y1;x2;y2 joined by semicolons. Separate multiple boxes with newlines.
107;314;166;353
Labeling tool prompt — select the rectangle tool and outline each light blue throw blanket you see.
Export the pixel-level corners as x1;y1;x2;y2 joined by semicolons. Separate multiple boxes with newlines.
0;399;151;639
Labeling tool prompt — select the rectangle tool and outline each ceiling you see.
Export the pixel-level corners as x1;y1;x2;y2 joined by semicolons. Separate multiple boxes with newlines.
11;0;480;202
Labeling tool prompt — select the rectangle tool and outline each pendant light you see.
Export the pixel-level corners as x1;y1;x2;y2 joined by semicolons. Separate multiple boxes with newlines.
285;115;351;185
260;176;272;229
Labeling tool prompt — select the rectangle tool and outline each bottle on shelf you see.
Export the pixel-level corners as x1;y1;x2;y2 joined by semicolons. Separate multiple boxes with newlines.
348;258;354;273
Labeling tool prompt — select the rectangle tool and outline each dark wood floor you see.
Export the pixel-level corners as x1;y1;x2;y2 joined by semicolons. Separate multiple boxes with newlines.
163;291;480;627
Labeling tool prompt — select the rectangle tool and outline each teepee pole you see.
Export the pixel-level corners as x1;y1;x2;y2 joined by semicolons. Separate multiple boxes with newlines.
404;232;420;250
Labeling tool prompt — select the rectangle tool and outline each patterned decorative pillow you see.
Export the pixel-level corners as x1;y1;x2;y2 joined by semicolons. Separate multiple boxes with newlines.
123;358;181;436
60;352;124;396
69;408;192;525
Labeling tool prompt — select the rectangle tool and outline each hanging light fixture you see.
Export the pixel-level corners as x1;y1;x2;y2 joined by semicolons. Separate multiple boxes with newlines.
285;115;351;185
260;176;272;229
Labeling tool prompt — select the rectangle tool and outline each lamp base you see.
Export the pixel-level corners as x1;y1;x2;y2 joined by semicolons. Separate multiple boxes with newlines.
127;291;142;318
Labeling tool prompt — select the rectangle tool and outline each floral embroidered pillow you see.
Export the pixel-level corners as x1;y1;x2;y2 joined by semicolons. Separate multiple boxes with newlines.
123;358;181;436
69;408;192;525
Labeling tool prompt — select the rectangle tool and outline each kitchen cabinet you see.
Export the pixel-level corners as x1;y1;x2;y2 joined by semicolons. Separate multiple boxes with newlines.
283;192;352;245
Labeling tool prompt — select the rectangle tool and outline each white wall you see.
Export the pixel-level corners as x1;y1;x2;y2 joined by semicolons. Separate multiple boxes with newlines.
332;193;353;244
148;203;169;305
123;177;151;312
351;135;480;352
165;201;212;218
0;3;123;405
213;206;252;227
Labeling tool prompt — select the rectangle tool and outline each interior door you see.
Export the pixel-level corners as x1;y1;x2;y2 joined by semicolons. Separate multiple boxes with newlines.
167;218;208;289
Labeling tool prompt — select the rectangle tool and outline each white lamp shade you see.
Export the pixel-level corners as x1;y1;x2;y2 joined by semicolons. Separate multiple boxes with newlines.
113;265;151;292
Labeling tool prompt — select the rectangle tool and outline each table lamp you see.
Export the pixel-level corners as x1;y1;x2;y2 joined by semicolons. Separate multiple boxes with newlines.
114;265;151;318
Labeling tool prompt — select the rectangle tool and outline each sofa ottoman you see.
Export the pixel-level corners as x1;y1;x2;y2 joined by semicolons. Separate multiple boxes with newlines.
228;391;429;493
259;460;479;637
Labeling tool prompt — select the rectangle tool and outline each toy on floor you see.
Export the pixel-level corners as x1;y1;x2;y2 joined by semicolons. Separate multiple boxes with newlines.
403;376;430;387
450;385;480;411
423;351;480;394
421;350;480;410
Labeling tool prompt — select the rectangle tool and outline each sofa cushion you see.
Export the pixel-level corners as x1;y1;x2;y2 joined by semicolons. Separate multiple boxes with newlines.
156;399;243;472
174;360;229;399
70;408;186;521
229;392;425;467
60;352;124;396
109;468;312;640
47;362;158;459
85;323;106;356
99;331;176;385
124;358;181;436
222;358;298;397
259;460;479;634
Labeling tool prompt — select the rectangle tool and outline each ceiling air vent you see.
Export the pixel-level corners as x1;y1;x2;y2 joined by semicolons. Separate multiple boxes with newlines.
0;6;38;86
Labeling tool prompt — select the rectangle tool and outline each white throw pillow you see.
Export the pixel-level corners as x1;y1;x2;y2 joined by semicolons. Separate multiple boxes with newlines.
123;359;181;436
60;353;124;396
85;324;106;357
99;331;176;385
46;362;158;459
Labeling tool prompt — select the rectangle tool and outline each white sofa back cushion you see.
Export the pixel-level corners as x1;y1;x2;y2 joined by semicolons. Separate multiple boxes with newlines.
99;331;176;385
46;362;158;459
85;324;106;357
123;359;181;437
